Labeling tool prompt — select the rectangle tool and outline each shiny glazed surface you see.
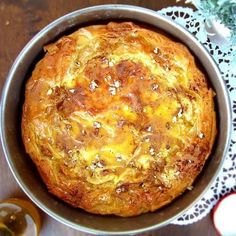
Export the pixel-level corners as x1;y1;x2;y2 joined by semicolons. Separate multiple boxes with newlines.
22;22;216;217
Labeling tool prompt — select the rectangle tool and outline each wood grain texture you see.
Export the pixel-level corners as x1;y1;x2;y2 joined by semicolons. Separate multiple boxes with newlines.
0;0;217;235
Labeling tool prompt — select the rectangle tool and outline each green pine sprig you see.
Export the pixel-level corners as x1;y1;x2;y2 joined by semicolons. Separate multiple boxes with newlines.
182;0;236;45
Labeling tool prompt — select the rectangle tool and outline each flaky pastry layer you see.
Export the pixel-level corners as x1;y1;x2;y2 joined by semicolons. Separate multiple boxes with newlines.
22;22;216;216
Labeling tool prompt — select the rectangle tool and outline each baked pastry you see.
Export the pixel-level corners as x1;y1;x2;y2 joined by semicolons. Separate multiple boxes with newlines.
22;22;216;217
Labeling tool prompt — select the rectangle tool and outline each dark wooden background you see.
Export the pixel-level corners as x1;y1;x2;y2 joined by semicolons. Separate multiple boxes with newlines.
0;0;217;235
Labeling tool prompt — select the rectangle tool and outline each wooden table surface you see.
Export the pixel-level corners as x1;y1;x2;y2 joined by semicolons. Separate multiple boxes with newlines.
0;0;218;235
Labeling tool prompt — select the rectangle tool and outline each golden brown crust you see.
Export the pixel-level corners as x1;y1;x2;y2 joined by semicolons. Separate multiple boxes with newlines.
22;22;216;217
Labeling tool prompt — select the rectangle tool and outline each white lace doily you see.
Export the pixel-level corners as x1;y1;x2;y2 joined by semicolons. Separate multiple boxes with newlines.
157;6;236;225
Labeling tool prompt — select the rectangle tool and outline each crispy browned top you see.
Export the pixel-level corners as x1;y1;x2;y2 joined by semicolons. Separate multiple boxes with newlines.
22;22;216;217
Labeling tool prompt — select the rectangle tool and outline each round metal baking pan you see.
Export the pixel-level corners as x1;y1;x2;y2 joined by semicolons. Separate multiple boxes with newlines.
0;4;231;235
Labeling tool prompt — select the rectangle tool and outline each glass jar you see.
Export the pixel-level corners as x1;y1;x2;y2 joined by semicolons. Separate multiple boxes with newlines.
0;198;40;236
